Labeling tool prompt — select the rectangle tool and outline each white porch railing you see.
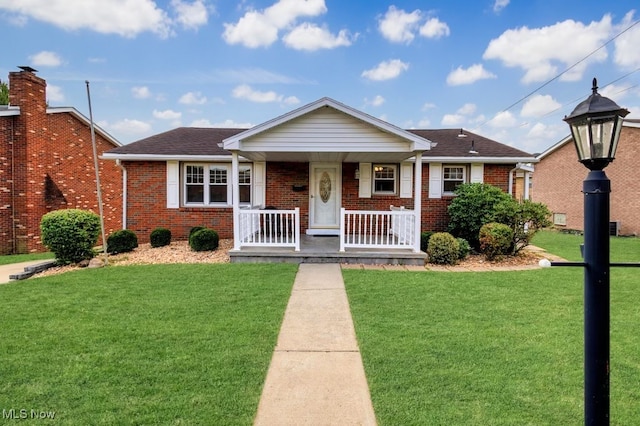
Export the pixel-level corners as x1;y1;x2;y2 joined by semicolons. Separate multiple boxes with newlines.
238;207;300;251
340;207;417;252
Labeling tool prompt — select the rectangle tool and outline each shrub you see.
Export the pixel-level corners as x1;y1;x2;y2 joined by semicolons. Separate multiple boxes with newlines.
189;228;219;252
106;229;138;254
40;209;101;265
427;232;460;265
479;222;514;260
457;237;471;260
420;231;434;252
150;227;172;248
447;183;513;249
493;199;552;254
189;226;206;245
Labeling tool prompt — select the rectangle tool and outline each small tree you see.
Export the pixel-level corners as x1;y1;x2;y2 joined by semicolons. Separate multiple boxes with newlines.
493;199;551;254
40;209;101;264
0;80;8;105
447;183;513;249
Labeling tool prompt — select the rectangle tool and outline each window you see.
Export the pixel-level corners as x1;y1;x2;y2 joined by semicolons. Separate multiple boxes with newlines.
372;164;396;194
553;213;567;226
183;163;251;206
443;165;465;194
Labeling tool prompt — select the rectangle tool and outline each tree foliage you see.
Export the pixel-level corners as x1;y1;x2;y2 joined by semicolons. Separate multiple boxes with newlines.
493;199;551;254
0;80;9;105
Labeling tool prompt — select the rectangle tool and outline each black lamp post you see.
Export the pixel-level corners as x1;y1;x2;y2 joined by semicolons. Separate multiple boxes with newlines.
562;78;629;425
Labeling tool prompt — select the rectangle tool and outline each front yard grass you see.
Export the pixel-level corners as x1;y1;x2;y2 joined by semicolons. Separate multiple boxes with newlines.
0;252;54;265
0;263;297;424
345;232;640;425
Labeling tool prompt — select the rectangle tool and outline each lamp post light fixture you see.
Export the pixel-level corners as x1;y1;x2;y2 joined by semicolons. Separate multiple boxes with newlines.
562;78;629;425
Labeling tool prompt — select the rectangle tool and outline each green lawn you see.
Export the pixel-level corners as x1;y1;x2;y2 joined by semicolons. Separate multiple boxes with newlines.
0;263;297;425
0;252;54;265
345;232;640;425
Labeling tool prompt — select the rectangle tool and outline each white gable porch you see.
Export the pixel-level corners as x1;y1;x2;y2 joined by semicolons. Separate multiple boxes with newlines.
223;98;434;256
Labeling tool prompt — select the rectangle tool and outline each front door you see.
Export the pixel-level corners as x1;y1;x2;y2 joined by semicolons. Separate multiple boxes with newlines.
309;163;341;235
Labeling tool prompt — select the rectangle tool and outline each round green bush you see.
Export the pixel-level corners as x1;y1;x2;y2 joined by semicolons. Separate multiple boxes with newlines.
189;228;219;252
479;222;514;260
457;237;471;260
189;226;206;245
150;227;172;248
420;231;434;253
427;232;460;265
106;229;138;254
40;209;101;265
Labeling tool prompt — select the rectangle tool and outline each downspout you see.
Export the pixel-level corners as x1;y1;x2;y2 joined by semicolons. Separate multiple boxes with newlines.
115;159;127;229
10;116;16;254
508;165;517;197
413;152;423;253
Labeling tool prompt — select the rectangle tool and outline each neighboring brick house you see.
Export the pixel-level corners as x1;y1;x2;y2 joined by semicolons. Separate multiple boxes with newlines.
0;68;123;254
103;97;536;256
533;120;640;236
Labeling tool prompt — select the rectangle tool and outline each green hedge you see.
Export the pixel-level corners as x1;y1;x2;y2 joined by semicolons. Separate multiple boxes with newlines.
150;228;172;248
189;229;219;252
106;229;138;254
40;209;100;265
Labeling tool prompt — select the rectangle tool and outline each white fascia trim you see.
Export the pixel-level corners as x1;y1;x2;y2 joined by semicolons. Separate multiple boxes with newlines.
0;106;20;116
47;106;123;147
100;154;248;162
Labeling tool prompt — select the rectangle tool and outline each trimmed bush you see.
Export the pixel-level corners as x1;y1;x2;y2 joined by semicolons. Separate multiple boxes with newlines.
457;237;471;260
420;231;434;253
427;232;460;265
106;229;138;254
189;228;219;252
479;222;514;260
189;226;206;245
40;209;101;265
150;227;172;248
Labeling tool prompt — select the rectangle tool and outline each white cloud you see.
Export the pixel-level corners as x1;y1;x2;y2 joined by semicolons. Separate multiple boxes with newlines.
191;118;254;128
418;118;431;127
369;95;385;107
457;103;477;115
441;114;464;126
153;109;182;120
171;0;208;30
600;83;633;103
613;11;640;68
88;57;106;64
222;0;327;48
179;91;207;105
421;102;436;110
419;18;450;39
493;0;510;13
232;84;297;104
520;94;561;118
108;118;153;135
131;86;152;99
446;64;496;86
378;5;422;44
489;110;517;128
361;59;409;81
29;51;63;67
0;0;173;38
483;15;612;83
46;84;64;103
283;23;354;51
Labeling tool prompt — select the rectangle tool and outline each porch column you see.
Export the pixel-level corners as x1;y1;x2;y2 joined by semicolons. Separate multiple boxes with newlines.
231;151;240;250
413;152;422;253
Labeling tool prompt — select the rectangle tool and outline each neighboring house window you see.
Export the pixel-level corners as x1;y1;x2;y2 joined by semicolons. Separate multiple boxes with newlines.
553;213;567;226
183;163;251;206
372;164;396;194
443;165;465;194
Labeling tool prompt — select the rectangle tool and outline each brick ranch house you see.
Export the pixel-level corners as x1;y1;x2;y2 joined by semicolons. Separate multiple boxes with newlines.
532;120;640;236
0;68;123;254
103;97;536;261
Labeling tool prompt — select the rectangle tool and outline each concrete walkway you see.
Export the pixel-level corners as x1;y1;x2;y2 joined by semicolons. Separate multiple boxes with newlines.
0;260;52;285
254;263;376;426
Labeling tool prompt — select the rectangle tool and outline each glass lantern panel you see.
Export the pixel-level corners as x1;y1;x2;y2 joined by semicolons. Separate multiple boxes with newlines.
570;121;591;161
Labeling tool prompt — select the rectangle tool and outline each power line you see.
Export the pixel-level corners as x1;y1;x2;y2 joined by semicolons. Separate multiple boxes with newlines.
471;18;640;132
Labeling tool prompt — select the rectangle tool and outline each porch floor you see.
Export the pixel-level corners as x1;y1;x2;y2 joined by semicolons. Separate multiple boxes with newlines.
229;235;427;265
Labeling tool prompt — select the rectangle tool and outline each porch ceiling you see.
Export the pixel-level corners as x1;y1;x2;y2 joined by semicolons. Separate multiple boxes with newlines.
234;150;418;163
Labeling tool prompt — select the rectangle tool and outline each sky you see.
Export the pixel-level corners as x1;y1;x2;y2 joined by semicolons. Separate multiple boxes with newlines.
2;0;640;154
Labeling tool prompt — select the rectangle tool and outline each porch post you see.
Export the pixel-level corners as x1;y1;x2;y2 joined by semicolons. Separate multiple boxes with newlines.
413;152;422;253
231;151;240;250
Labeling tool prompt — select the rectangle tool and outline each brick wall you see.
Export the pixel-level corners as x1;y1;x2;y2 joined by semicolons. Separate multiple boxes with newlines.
533;126;640;236
120;160;519;243
0;70;123;254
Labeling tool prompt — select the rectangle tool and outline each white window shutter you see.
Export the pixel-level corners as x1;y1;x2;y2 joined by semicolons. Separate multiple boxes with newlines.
470;163;484;183
252;162;266;207
358;163;372;198
166;161;179;208
399;162;413;198
428;163;442;199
